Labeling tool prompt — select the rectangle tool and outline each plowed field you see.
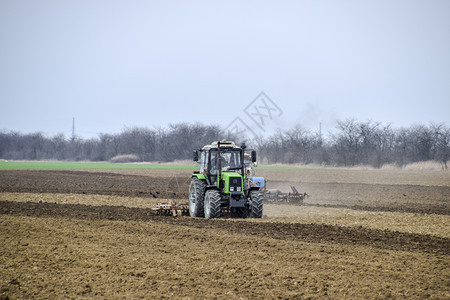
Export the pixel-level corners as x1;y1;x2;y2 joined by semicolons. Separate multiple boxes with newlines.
1;169;449;299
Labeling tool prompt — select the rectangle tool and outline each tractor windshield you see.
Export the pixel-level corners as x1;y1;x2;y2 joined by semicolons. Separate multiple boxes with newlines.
210;149;242;174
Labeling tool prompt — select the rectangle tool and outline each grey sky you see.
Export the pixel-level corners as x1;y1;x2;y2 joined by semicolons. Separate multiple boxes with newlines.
1;0;449;138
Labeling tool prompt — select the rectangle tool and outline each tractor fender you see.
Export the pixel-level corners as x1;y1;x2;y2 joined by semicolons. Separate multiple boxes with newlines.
192;173;206;180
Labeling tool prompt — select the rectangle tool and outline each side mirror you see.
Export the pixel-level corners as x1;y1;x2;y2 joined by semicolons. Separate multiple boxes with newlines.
251;150;257;162
193;150;199;162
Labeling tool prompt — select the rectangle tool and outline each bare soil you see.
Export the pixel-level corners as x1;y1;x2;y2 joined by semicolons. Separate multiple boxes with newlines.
0;170;190;199
1;169;449;299
1;169;448;215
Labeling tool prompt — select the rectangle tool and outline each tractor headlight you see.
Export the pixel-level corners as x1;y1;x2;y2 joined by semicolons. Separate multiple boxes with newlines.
230;187;234;192
237;187;241;192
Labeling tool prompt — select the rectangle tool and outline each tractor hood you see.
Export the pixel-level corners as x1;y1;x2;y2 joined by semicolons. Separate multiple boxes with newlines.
221;172;243;194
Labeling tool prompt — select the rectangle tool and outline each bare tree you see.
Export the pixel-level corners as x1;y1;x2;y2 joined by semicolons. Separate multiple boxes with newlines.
430;123;449;169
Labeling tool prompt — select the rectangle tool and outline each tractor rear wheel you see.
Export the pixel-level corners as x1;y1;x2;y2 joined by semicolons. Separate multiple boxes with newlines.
249;190;263;218
189;177;206;217
204;190;222;219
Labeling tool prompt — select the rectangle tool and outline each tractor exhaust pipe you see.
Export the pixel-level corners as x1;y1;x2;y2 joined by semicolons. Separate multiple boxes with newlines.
217;141;222;189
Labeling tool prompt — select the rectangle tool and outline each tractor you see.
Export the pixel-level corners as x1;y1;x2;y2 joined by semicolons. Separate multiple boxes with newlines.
189;140;263;218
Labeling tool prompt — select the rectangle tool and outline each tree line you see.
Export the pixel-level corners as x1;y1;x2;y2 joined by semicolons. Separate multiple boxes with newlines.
0;120;448;169
257;120;448;169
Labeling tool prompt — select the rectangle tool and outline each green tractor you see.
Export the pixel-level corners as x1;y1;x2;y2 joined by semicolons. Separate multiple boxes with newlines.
189;140;263;219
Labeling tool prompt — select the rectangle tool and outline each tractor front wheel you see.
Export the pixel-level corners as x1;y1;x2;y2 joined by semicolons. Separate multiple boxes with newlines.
249;190;263;218
204;190;222;219
189;177;206;217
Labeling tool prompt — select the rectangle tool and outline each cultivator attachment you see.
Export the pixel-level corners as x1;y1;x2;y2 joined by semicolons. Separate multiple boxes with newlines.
263;185;308;205
153;202;189;216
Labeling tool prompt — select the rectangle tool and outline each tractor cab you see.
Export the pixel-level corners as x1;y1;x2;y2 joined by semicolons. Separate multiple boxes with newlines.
194;140;254;186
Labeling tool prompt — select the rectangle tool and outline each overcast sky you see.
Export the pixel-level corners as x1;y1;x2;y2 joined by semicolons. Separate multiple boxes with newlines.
1;0;449;139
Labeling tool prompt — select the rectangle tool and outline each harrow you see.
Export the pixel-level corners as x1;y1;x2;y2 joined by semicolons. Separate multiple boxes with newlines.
152;202;189;216
263;185;308;205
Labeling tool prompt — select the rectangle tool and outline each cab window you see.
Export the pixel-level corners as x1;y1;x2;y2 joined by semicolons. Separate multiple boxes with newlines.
200;151;207;174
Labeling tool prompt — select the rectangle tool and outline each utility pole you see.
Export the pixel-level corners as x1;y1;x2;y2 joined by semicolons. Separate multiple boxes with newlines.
71;117;75;142
319;122;322;146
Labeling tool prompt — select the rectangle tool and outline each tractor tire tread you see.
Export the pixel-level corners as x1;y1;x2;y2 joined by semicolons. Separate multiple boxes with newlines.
189;177;206;217
204;190;222;219
249;190;263;218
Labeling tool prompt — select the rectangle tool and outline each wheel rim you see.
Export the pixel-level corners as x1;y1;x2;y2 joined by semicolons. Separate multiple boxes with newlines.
204;192;210;218
189;184;196;213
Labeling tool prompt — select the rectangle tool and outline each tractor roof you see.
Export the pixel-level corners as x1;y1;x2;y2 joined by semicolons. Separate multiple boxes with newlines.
202;140;240;150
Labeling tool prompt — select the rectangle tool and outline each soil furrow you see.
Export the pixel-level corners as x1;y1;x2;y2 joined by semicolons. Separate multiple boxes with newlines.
1;170;449;215
1;200;449;255
0;170;189;199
